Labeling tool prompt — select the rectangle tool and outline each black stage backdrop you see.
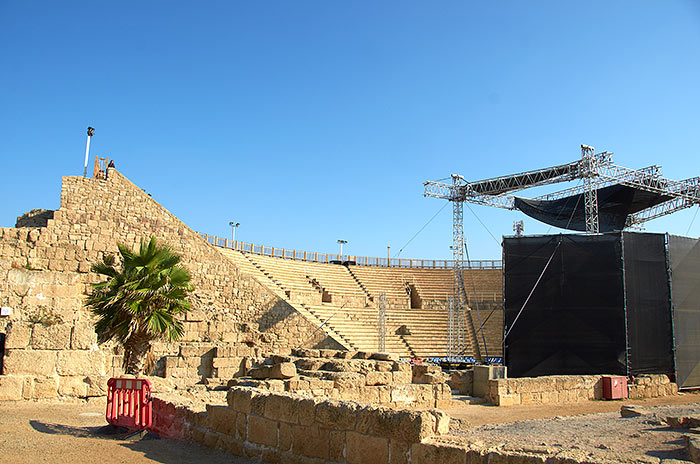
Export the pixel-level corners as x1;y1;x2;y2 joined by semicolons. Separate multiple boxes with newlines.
504;232;674;378
669;235;700;388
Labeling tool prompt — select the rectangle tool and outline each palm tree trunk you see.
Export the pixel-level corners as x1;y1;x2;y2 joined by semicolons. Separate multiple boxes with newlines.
123;333;152;375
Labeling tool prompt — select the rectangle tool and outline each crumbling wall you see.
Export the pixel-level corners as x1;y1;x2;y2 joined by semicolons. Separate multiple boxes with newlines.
486;374;678;406
0;171;338;400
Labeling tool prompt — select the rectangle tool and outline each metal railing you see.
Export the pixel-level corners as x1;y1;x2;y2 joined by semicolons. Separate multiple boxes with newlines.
199;233;502;269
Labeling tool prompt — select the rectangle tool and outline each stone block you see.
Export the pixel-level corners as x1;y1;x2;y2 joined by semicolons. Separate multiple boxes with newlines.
411;442;467;464
347;431;388;464
331;372;365;388
315;400;361;430
366;371;392;386
370;352;398;362
70;322;97;350
205;405;237;436
292;424;329;460
0;375;24;401
264;393;299;423
56;350;106;376
58;375;88;397
390;441;410;464
33;375;59;399
473;365;507;398
5;323;32;349
279;422;293;451
31;323;72;350
3;349;57;376
298;397;321;426
250;362;296;380
247;415;278;447
85;375;109;396
372;408;438;442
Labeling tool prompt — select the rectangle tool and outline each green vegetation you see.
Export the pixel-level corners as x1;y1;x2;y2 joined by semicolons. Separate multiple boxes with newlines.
85;237;193;375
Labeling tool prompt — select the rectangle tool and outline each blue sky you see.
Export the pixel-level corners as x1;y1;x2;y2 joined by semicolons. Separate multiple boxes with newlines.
1;2;699;260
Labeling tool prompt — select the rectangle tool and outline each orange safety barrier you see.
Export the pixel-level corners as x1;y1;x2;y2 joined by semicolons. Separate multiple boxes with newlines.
106;377;152;430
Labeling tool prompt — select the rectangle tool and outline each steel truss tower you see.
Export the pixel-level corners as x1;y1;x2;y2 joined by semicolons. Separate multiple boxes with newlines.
425;144;700;359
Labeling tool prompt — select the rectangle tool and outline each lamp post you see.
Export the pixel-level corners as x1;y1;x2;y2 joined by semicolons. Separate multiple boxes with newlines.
229;221;240;245
337;239;347;258
83;126;95;177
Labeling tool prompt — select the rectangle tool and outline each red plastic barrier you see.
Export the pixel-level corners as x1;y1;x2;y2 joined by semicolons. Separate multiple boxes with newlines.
106;377;153;430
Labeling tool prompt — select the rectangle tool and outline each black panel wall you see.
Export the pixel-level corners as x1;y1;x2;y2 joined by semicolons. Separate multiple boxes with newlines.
503;234;626;378
504;232;675;379
669;235;700;388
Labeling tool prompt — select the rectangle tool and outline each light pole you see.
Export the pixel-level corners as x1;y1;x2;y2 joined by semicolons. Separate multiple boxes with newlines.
83;126;95;177
229;221;240;244
337;239;347;257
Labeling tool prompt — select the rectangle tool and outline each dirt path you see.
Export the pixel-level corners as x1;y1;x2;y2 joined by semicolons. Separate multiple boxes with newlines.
0;399;254;464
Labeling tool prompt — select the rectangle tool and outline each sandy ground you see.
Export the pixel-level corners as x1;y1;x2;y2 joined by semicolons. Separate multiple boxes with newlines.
2;393;700;464
0;399;254;464
443;391;700;463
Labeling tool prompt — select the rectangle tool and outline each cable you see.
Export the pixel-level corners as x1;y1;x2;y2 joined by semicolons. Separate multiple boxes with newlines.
464;240;489;358
687;205;699;236
464;203;501;246
394;202;449;257
504;238;561;341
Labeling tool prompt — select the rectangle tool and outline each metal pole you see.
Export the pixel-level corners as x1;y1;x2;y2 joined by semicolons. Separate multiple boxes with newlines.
387;246;390;266
83;127;94;177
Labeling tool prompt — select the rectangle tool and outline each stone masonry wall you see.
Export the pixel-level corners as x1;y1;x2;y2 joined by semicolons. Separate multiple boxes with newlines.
486;374;678;406
0;170;339;400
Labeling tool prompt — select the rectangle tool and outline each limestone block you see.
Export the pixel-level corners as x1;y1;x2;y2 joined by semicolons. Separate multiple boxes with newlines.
370;352;398;362
298;397;322;426
31;323;72;350
392;370;412;385
33;375;59;399
58;375;88;397
22;376;35;400
247;415;278;447
410;442;467;464
347;431;388;464
315;399;361;430
264;393;299;423
85;375;109;396
279;422;293;451
372;408;438;442
56;350;106;376
227;387;256;413
70;322;97;350
205;405;237;436
0;375;24;401
3;349;57;376
5;323;32;349
291;424;329;460
330;372;365;389
366;371;392;386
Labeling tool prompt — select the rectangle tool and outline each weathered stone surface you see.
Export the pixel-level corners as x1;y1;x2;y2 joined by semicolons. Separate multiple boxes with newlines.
85;375;109;396
5;323;32;349
58;376;88;397
3;350;57;376
0;375;24;401
249;362;296;380
56;350;106;376
686;434;700;464
31;323;72;350
70;321;97;350
621;405;649;418
33;375;59;399
205;405;237;436
365;371;393;386
370;352;398;362
347;431;388;464
248;415;277;447
292;424;329;460
411;442;467;464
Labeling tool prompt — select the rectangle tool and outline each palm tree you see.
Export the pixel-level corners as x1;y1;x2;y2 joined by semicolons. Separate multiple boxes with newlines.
86;236;194;375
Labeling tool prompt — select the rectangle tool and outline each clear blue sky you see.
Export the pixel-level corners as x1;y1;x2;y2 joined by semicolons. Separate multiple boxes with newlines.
1;2;699;261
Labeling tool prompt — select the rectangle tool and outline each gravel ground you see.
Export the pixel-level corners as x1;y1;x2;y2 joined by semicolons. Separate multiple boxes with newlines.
443;397;700;463
0;399;254;464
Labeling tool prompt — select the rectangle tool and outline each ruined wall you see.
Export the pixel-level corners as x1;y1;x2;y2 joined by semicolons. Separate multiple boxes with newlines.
486;374;678;406
0;171;338;400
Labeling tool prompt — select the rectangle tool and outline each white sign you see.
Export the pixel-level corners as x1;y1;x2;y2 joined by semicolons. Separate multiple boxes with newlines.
0;307;12;316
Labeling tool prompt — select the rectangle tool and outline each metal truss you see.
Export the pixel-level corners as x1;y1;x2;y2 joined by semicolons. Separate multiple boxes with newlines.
424;144;700;233
377;293;386;352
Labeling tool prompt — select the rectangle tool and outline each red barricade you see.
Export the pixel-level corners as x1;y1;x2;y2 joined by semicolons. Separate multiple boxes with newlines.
106;377;153;430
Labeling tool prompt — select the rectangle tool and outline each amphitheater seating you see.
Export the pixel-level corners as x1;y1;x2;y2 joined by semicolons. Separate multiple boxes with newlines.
218;248;504;359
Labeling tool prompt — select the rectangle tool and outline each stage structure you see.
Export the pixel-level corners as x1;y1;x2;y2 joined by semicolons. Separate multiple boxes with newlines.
503;232;700;389
424;144;700;360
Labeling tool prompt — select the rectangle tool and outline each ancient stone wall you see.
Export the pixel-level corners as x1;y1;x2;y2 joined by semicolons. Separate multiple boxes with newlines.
0;170;338;400
151;386;451;463
486;374;678;406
